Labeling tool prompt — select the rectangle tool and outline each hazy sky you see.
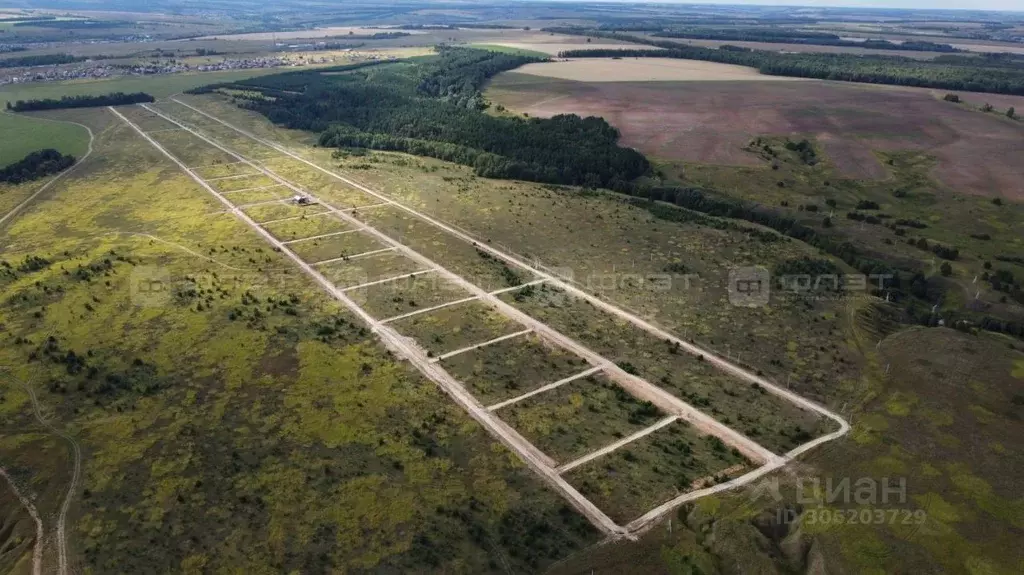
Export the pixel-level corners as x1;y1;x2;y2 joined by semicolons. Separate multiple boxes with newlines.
589;0;1023;12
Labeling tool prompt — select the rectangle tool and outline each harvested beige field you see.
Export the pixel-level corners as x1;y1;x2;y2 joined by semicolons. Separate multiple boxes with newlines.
949;43;1024;55
512;58;797;82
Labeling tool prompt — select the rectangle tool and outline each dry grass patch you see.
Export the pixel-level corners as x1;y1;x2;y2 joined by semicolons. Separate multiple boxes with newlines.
442;333;593;406
389;300;522;357
262;213;352;241
242;202;328;224
288;230;387;263
565;420;751;524
317;252;423;290
211;173;277;193
498;373;668;464
344;272;473;319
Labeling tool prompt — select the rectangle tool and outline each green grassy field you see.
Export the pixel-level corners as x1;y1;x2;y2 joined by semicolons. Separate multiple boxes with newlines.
0;107;602;573
566;420;751;524
4;84;1013;573
441;333;591;405
0;111;90;167
161;93;1024;575
0;68;290;109
500;284;836;454
499;373;669;463
389;300;522;356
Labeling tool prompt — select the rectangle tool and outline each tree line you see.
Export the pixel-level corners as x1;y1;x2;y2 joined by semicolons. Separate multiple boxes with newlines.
548;28;1024;96
7;91;154;111
0;53;89;68
190;47;649;188
416;47;541;109
0;149;75;184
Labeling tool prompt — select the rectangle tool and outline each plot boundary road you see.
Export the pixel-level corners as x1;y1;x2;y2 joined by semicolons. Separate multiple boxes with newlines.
0;115;95;229
150;102;784;468
146;103;778;463
112;106;626;537
132;99;851;535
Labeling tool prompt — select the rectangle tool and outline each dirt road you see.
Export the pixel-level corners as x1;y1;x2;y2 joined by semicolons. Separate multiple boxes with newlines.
159;100;785;465
0;115;94;229
164;97;851;527
21;378;80;575
0;465;43;575
113;106;627;537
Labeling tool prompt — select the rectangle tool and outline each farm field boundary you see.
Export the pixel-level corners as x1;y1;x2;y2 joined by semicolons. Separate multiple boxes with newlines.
117;97;851;536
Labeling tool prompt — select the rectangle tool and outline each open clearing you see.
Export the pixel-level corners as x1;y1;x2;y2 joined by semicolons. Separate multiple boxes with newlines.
0;112;90;166
488;73;1024;198
317;251;424;289
500;284;835;455
565;420;750;524
388;299;523;357
2;88;857;571
0;106;603;572
261;211;353;240
99;94;851;542
441;333;591;406
511;58;796;82
286;229;387;263
499;373;669;464
361;205;538;292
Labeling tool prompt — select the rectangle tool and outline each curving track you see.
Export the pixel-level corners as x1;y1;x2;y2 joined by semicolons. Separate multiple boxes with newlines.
0;114;95;229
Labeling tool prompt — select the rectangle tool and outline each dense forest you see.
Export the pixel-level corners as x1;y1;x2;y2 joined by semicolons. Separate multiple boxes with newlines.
549;28;1024;95
7;91;154;111
0;53;90;68
650;28;962;53
0;149;75;184
190;47;649;187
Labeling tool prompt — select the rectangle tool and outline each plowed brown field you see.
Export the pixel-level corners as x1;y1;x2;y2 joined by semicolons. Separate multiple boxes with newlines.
488;72;1024;199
